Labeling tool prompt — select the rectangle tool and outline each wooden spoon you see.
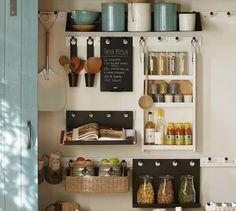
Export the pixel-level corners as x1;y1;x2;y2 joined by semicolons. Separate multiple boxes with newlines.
59;56;69;67
75;59;85;73
138;57;153;109
59;56;70;73
85;57;102;74
69;56;80;72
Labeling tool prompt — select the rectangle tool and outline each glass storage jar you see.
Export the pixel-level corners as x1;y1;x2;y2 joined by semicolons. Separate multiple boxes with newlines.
137;175;155;204
157;175;174;204
178;175;196;204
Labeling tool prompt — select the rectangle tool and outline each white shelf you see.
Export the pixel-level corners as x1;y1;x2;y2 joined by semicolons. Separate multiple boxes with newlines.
147;75;193;81
143;145;195;151
153;102;194;108
65;31;202;38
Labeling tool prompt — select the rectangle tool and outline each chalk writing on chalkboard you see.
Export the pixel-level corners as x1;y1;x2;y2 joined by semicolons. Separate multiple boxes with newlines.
100;37;133;92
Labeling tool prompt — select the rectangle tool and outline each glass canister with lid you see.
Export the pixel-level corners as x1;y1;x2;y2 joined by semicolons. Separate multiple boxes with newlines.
137;175;155;204
157;175;174;204
178;175;196;204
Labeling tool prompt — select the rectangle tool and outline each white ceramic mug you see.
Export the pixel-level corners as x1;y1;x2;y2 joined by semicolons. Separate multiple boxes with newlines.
128;3;151;31
179;13;196;31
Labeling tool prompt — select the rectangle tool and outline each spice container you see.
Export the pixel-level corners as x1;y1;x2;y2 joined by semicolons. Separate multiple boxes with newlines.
168;83;178;95
177;52;187;75
167;52;177;75
73;161;95;176
157;52;166;75
159;83;168;94
157;175;174;204
150;83;159;94
137;175;155;204
178;175;196;204
153;94;164;102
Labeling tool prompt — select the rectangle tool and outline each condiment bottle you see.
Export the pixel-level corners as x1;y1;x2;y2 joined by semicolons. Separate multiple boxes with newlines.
184;122;192;145
166;122;175;145
155;108;166;145
175;123;184;145
66;159;73;176
157;175;174;204
178;175;196;204
145;112;156;145
137;175;155;204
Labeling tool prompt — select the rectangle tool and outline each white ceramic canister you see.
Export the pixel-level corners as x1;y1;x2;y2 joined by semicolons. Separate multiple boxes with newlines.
179;12;196;31
128;3;151;31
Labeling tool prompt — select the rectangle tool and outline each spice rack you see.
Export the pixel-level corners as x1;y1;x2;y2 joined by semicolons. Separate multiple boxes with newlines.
132;159;201;208
141;36;199;152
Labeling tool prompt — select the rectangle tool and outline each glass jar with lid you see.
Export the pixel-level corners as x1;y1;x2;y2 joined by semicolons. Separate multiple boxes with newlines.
157;175;174;204
137;175;155;204
178;175;196;204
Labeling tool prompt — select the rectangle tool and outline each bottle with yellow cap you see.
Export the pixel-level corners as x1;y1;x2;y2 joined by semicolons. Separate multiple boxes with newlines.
166;122;175;145
155;108;166;145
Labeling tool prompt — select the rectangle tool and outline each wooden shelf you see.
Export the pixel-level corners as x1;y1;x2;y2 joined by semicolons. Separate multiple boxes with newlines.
63;138;136;145
133;203;201;208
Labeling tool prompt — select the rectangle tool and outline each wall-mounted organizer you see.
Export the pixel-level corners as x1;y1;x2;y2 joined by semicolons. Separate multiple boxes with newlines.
141;36;199;152
61;110;136;145
132;159;201;208
200;157;236;167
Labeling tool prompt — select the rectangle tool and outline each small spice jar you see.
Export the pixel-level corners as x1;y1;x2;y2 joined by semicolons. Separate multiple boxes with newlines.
157;175;174;204
159;83;168;94
178;175;196;204
137;175;155;204
168;83;178;95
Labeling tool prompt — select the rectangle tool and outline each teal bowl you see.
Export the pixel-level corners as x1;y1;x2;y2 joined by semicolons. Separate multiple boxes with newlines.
71;10;100;25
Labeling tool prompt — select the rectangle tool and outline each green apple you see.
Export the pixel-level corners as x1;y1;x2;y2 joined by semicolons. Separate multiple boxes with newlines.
109;157;119;164
100;159;109;164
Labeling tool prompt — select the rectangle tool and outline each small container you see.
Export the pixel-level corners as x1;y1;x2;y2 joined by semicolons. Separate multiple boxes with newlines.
159;83;168;94
168;83;178;94
150;83;159;94
156;52;166;75
174;94;183;103
137;175;155;204
177;52;187;75
165;94;173;103
167;52;177;75
153;94;164;102
184;95;192;103
157;175;174;204
179;12;196;31
178;175;196;204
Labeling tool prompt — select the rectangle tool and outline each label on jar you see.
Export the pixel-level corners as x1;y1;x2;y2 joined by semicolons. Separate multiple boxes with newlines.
175;135;184;145
166;134;175;145
145;128;155;144
184;135;192;145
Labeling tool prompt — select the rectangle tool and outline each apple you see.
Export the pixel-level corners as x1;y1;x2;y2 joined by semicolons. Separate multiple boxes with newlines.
109;157;119;164
100;159;109;164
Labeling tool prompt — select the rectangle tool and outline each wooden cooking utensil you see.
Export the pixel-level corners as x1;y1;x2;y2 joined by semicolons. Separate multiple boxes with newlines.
59;56;69;67
69;56;80;72
75;59;85;73
85;57;102;74
138;56;153;109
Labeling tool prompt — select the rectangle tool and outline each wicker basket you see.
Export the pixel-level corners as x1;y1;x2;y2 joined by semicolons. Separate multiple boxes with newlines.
65;176;129;193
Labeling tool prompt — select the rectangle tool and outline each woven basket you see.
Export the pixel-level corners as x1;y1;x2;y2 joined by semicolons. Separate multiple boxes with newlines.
65;176;129;193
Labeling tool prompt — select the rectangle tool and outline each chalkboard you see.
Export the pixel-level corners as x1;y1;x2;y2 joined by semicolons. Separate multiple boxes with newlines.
100;37;133;92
